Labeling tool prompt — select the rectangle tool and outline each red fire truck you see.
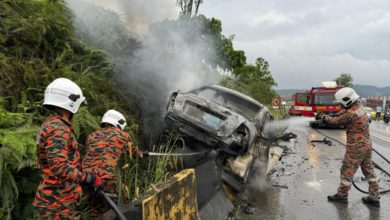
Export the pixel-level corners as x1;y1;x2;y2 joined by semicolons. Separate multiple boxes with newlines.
289;82;344;127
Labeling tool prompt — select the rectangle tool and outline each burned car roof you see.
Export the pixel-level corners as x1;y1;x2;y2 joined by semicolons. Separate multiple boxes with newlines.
188;84;264;121
164;84;270;148
195;85;263;109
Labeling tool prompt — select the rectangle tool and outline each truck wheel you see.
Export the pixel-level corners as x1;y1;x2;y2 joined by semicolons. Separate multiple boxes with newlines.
309;121;318;128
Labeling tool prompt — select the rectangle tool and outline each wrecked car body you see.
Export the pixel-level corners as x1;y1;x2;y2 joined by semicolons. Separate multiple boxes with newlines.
164;85;273;192
101;85;296;220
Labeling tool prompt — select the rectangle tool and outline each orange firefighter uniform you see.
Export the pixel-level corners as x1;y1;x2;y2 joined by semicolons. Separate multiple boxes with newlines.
33;115;84;219
82;126;142;215
323;103;379;200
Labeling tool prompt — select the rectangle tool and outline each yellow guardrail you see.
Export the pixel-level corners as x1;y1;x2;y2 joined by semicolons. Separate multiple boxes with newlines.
141;169;198;220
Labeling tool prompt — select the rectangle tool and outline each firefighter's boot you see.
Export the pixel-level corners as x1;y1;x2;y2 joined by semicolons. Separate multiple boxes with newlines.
327;194;348;204
362;196;380;208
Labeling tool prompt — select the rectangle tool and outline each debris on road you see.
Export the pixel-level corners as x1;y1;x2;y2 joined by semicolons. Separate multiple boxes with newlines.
310;138;332;146
272;184;289;189
243;206;257;215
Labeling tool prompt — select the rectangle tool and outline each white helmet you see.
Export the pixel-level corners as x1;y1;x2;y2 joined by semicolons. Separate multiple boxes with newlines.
101;110;127;130
335;87;359;108
43;78;86;113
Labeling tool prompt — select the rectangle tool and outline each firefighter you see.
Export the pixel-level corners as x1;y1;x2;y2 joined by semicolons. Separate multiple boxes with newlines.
33;78;103;219
82;109;143;216
320;87;380;207
375;105;382;120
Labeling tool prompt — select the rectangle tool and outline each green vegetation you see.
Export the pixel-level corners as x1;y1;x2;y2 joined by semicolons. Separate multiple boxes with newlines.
154;12;277;105
0;106;37;219
335;73;353;87
0;0;278;218
269;107;289;120
0;0;134;218
120;137;181;202
222;57;277;105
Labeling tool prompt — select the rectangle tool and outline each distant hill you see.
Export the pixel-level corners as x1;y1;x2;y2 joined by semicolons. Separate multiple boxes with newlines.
277;89;305;96
277;84;390;97
353;84;390;97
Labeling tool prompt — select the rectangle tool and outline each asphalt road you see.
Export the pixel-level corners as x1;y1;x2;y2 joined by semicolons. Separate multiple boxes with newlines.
238;119;390;220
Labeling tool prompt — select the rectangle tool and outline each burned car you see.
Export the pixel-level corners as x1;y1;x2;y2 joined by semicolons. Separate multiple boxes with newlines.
164;85;273;191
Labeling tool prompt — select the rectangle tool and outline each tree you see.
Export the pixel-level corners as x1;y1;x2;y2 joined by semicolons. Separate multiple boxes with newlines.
176;0;203;17
222;57;277;104
335;73;353;87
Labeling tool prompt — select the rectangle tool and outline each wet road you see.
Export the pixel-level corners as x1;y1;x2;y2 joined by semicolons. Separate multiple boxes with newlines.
238;119;390;220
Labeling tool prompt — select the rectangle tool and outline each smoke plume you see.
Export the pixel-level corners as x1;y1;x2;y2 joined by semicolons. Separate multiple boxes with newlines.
73;0;179;34
66;0;219;145
263;117;313;140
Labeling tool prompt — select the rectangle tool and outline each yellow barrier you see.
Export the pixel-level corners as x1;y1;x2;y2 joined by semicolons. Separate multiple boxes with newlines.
141;169;198;220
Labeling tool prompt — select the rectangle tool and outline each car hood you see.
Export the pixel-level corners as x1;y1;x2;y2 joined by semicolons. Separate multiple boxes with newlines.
167;93;248;137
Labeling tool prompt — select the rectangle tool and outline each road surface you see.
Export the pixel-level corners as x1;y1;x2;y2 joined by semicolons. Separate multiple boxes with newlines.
237;119;390;220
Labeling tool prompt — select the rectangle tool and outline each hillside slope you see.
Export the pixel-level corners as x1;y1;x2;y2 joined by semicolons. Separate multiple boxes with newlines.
0;1;138;218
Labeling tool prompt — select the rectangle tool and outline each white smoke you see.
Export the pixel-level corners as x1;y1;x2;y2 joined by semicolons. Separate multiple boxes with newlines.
263;117;313;140
73;0;179;35
66;0;220;144
247;159;271;192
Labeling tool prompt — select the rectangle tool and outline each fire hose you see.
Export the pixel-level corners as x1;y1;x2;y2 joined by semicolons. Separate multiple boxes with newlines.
143;151;208;157
96;189;127;220
143;148;240;158
313;128;390;195
93;151;210;220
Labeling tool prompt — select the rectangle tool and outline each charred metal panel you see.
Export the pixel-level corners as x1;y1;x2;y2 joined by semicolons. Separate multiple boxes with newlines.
164;85;272;191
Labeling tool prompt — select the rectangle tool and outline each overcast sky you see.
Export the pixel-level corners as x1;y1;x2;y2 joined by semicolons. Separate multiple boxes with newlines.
199;0;390;89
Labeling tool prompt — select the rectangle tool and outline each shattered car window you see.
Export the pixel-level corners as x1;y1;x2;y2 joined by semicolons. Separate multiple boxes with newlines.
191;87;261;120
183;103;222;129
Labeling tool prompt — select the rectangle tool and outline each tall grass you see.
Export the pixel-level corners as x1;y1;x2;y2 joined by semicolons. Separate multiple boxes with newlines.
119;134;181;203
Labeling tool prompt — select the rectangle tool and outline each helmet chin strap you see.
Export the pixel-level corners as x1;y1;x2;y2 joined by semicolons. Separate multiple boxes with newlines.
69;113;74;121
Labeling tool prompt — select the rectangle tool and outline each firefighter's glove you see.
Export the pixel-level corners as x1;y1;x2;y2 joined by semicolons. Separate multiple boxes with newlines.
83;172;104;189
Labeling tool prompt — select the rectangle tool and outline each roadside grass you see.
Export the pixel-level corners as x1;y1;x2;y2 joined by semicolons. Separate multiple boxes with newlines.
268;106;290;120
118;133;180;203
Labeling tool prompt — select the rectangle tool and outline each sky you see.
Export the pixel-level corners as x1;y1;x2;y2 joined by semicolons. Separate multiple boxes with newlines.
74;0;390;89
199;0;390;89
